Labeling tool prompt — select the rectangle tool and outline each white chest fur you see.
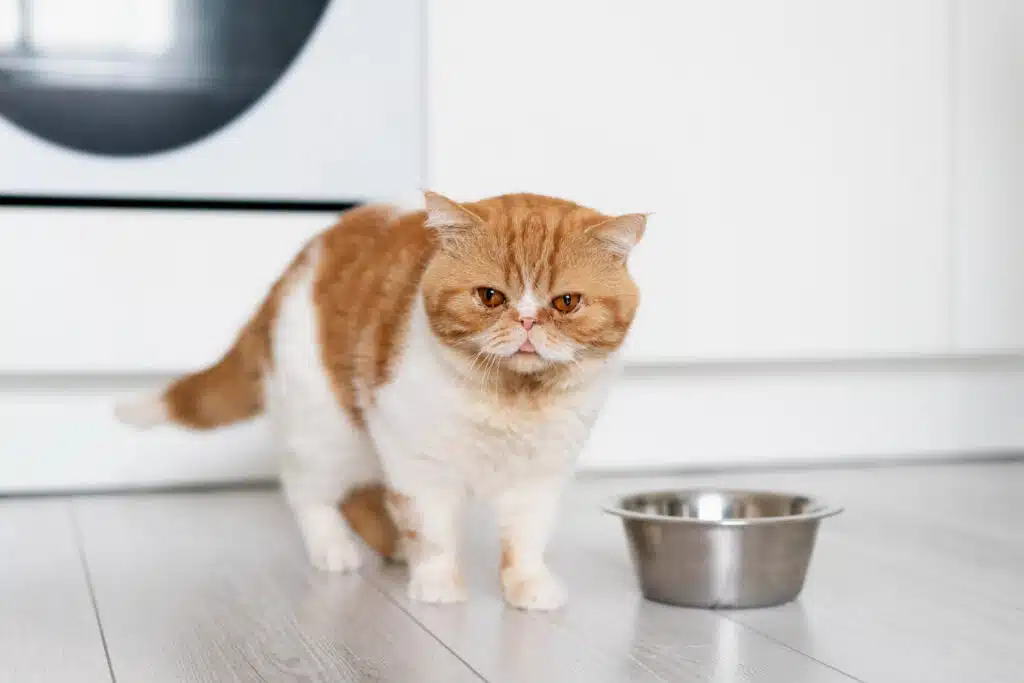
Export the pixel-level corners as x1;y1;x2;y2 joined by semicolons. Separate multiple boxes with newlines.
363;302;617;496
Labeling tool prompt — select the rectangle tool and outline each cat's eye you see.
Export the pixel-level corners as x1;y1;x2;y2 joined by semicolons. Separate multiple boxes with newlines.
552;293;582;314
476;287;507;308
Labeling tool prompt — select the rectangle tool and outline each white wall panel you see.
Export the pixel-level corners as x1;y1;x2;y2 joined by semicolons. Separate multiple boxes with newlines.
953;0;1024;351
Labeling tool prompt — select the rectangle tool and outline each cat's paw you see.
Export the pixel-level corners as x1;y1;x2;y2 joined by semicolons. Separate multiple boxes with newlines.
502;570;567;611
407;563;467;604
305;529;363;573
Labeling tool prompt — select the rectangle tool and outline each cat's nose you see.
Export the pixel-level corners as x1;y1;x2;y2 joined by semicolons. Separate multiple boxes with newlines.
520;317;535;331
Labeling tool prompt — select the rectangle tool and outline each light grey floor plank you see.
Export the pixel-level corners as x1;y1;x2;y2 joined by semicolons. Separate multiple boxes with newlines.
571;462;1024;683
0;499;112;683
74;491;482;683
51;461;1021;683
362;507;858;683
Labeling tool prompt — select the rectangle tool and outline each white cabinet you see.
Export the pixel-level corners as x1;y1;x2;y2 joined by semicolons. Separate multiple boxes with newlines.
428;0;953;361
1;1;983;372
0;208;333;373
953;0;1024;352
4;2;1024;492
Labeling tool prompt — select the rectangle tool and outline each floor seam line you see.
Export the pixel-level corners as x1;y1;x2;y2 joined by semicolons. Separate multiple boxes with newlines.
357;566;491;683
67;499;119;683
718;612;868;683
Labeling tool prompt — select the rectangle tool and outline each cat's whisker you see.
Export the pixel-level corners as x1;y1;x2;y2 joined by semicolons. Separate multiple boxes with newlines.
482;355;500;389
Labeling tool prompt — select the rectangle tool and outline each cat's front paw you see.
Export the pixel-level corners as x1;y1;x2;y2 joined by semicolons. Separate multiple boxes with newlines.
407;563;467;604
502;569;567;611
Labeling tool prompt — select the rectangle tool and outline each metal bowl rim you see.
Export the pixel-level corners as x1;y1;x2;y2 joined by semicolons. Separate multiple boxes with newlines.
601;487;844;526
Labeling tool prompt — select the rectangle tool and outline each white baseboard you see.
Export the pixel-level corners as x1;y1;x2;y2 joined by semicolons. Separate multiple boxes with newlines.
2;358;1023;493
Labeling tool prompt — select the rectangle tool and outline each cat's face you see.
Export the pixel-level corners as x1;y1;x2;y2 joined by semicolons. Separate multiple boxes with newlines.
421;193;645;377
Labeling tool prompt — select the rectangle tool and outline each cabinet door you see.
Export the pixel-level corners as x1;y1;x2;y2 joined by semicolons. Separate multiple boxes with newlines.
953;0;1024;352
0;208;333;373
429;0;952;361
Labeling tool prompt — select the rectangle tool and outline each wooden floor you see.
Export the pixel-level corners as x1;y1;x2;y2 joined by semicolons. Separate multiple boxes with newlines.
2;461;1021;683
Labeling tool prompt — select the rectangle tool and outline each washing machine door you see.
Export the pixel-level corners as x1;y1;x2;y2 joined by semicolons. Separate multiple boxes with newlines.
0;0;423;203
0;0;329;156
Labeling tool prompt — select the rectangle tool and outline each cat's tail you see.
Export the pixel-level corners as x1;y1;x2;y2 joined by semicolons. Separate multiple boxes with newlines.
115;247;310;431
115;333;267;431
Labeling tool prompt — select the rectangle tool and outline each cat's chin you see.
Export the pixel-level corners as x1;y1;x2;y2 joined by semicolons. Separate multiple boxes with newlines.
503;351;555;375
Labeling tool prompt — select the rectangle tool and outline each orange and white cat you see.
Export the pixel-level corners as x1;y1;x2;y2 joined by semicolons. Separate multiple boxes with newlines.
116;192;645;610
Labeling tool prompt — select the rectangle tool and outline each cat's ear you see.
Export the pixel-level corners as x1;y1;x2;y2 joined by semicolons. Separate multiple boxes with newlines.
588;213;648;258
423;191;483;247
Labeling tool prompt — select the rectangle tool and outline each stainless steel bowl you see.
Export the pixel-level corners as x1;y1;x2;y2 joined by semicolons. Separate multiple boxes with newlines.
604;489;842;609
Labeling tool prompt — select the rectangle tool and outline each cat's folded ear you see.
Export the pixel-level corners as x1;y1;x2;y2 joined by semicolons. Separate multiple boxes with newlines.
587;213;648;258
423;191;484;248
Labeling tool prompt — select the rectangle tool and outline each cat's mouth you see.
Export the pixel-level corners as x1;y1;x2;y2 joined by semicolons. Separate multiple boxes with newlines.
473;329;575;373
507;331;575;365
504;336;577;374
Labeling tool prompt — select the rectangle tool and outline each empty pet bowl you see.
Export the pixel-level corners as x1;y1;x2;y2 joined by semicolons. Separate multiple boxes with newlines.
604;489;842;609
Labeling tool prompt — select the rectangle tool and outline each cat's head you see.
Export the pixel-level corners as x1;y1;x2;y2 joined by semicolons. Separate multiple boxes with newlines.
420;192;645;379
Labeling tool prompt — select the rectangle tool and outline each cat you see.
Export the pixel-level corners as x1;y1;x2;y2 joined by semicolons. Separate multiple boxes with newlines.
116;191;646;610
